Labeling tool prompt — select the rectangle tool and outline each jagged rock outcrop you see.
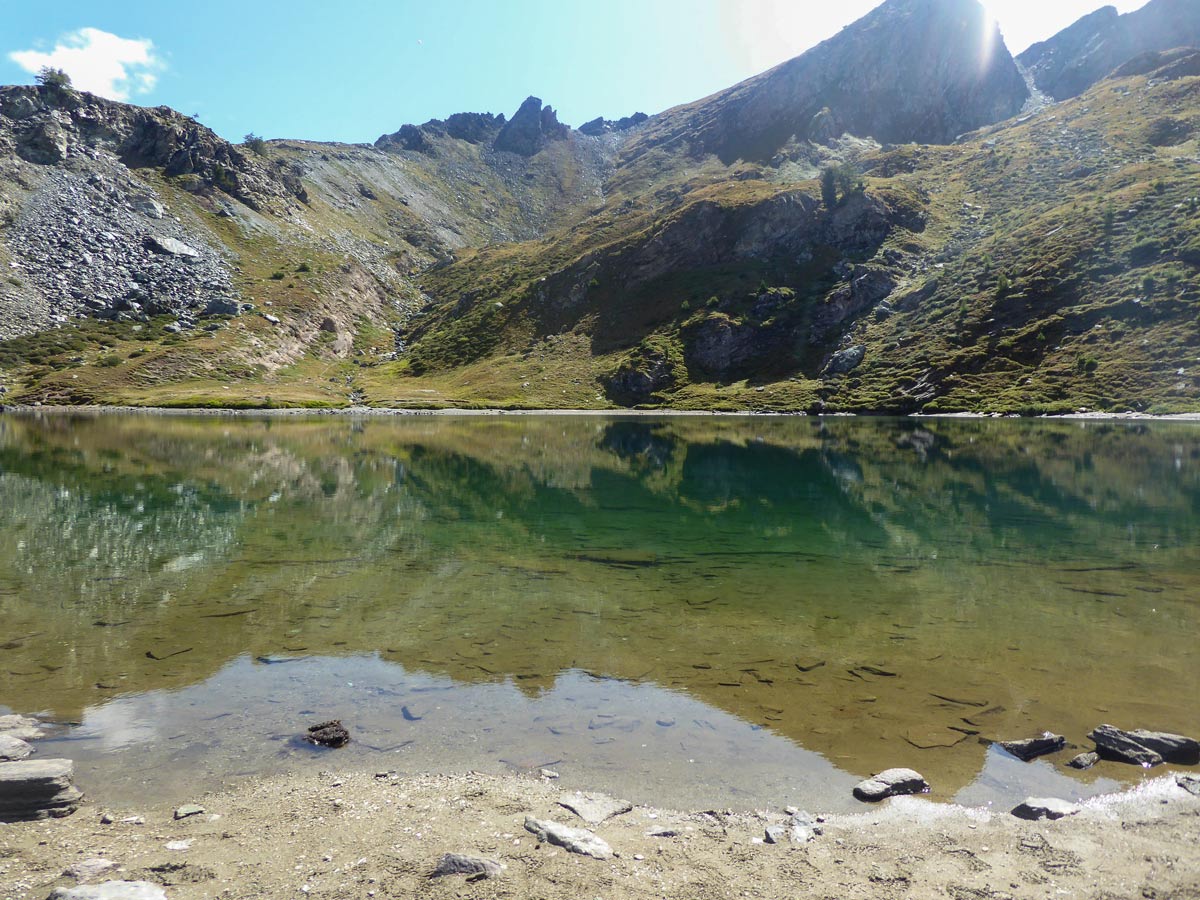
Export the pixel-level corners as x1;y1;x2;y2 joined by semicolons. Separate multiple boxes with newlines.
0;85;307;213
375;111;507;154
494;97;570;155
1019;0;1200;99
624;0;1028;164
578;113;649;136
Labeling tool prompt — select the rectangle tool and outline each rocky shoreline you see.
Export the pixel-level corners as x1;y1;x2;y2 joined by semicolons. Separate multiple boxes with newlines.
2;403;1200;420
3;711;1200;898
1;768;1198;900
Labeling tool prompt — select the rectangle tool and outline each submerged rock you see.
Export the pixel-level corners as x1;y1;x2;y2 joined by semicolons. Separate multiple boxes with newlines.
524;815;613;860
304;720;350;748
853;768;929;802
1067;751;1100;770
999;733;1066;762
1011;797;1081;821
430;853;503;879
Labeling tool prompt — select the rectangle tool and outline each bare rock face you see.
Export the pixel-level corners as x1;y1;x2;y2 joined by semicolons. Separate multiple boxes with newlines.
375;111;506;154
577;113;648;136
0;85;306;213
1019;0;1200;100
627;0;1028;164
494;97;570;156
604;346;677;405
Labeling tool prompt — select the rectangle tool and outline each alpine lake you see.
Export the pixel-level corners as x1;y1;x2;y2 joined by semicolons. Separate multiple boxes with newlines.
1;412;1197;814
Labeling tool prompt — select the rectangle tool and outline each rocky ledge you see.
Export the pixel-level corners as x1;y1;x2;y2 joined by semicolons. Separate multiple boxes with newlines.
0;714;81;821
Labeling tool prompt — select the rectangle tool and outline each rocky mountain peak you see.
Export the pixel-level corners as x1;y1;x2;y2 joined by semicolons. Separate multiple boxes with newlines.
623;0;1027;165
1019;0;1200;99
494;96;570;156
375;111;507;154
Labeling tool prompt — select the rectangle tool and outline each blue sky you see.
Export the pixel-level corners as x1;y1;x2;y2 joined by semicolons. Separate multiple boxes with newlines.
3;0;1150;145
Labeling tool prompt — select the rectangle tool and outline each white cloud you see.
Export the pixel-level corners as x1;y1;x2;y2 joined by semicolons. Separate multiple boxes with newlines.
9;27;162;101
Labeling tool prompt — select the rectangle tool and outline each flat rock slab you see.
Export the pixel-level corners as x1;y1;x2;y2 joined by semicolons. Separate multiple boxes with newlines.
1011;797;1081;821
524;815;613;860
173;804;205;820
0;758;81;821
48;882;166;900
431;853;503;879
0;714;42;732
1090;724;1198;766
144;234;199;259
1126;729;1200;765
999;733;1066;761
0;715;45;742
558;792;633;825
853;768;929;802
0;735;33;761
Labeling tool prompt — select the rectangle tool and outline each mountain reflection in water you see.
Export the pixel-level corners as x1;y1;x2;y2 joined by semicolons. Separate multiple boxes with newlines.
0;413;1196;810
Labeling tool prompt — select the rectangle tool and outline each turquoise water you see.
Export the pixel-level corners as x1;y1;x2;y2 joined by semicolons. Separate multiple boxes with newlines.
0;413;1197;812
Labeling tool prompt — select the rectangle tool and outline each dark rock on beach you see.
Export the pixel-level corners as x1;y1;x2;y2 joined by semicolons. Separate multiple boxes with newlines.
430;853;503;880
1011;797;1081;821
999;733;1066;762
853;768;929;802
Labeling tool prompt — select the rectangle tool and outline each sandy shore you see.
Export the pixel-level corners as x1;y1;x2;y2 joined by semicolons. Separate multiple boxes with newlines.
2;770;1198;899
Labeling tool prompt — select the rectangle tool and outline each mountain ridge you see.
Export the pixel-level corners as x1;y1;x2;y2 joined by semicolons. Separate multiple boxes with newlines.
1019;0;1200;99
0;0;1198;414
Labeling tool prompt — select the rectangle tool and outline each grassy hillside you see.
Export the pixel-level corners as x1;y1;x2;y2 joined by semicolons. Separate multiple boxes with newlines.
373;62;1200;414
1;59;1197;413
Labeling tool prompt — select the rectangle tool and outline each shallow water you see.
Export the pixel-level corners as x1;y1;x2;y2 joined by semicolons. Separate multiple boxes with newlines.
0;412;1196;812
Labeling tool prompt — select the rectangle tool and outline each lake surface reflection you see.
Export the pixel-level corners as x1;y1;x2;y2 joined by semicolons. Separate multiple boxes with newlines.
0;413;1196;812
